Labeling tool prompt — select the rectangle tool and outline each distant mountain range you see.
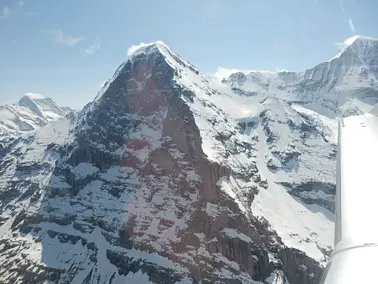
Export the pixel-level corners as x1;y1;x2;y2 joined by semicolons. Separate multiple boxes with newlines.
0;93;72;133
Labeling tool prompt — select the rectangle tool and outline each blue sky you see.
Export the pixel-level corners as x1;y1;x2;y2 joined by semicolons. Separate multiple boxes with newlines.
0;0;377;108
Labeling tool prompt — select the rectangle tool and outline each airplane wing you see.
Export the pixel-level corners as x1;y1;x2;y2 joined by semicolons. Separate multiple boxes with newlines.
321;111;378;283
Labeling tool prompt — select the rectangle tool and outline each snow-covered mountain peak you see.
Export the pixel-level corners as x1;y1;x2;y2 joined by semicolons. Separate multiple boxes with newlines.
298;35;378;100
0;94;71;132
127;40;169;57
127;40;200;74
344;35;378;49
91;42;176;106
219;35;378;114
17;94;67;118
350;35;378;44
93;40;200;105
127;41;186;69
330;35;378;62
17;94;45;112
18;93;54;107
342;35;378;63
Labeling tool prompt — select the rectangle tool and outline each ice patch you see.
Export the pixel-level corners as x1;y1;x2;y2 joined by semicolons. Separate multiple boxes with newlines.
73;162;99;178
222;228;252;243
206;202;220;218
194;233;206;240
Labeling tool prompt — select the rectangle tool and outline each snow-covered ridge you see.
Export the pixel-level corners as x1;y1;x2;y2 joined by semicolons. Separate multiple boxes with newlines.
330;35;378;61
127;40;168;57
221;35;378;115
127;40;200;74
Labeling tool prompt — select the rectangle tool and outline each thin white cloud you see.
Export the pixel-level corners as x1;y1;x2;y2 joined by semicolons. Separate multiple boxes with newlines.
19;1;24;8
47;29;83;47
213;67;257;81
339;0;357;35
0;7;10;20
128;42;149;55
348;18;356;33
24;92;45;100
214;67;245;81
83;38;100;56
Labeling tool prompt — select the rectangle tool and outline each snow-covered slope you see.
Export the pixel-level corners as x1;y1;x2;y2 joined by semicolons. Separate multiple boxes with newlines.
0;93;71;133
223;36;378;116
1;37;378;284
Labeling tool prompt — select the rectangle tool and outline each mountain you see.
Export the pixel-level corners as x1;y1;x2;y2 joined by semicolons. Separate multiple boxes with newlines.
225;36;378;110
0;93;72;133
0;37;377;283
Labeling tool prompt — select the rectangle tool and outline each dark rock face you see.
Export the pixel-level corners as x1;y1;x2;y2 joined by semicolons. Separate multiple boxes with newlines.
106;249;183;283
279;248;325;284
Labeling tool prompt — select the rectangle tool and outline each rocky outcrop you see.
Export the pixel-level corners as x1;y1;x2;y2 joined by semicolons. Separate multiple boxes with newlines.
280;181;336;212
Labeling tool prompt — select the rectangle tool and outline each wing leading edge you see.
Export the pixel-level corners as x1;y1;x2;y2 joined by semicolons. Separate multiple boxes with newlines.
321;112;378;283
